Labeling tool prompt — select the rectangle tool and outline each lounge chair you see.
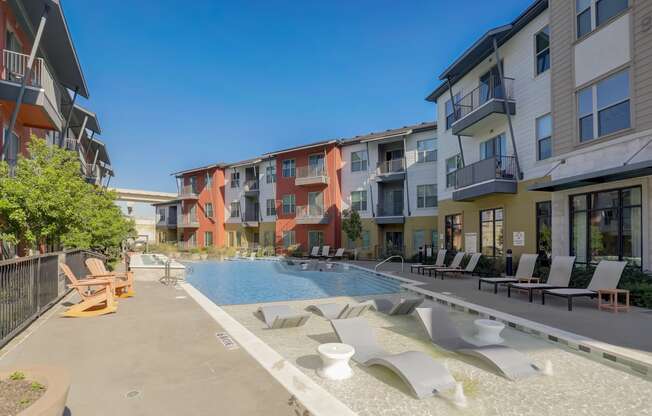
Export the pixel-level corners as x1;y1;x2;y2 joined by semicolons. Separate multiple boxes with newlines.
415;307;540;380
308;246;320;258
423;252;465;277
542;260;627;311
411;249;446;274
370;297;424;315
85;258;135;298
60;263;117;317
478;253;538;294
331;317;457;399
320;245;331;258
435;253;482;280
307;301;372;319
327;248;346;260
257;305;310;329
507;256;575;302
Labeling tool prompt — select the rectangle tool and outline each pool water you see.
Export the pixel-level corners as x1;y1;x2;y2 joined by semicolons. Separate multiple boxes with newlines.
186;260;402;305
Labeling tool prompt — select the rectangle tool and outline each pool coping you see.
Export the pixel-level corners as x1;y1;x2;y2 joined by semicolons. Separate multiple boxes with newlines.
343;263;652;380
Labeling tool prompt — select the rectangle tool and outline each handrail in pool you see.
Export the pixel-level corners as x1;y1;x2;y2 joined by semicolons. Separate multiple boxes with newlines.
374;255;404;273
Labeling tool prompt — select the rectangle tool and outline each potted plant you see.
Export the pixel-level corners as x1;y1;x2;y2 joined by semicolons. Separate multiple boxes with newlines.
342;209;363;260
0;367;70;416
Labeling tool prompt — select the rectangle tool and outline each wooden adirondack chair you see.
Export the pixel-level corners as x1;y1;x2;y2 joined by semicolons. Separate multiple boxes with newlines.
60;263;117;318
85;258;135;298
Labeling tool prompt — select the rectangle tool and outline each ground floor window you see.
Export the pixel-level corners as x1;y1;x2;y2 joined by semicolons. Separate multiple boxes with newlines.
412;230;425;255
480;208;504;257
361;230;370;249
308;230;324;248
385;231;404;255
204;231;213;246
236;231;242;247
570;186;642;266
282;230;295;248
431;230;439;249
228;231;235;246
263;231;274;247
445;214;463;251
536;201;552;255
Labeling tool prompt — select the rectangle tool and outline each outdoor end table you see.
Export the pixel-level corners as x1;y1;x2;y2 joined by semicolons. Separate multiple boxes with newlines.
317;343;355;380
473;319;505;344
597;289;630;313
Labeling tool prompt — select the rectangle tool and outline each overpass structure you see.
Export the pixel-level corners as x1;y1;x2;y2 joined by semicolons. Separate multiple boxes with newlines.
110;188;177;204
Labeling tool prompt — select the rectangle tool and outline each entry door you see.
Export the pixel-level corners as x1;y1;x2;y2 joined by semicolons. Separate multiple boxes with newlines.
385;232;403;250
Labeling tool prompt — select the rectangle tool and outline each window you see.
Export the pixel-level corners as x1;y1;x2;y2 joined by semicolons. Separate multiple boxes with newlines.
351;150;368;172
445;93;461;129
417;139;437;163
189;176;198;193
578;69;630;142
204;231;213;247
413;230;425;255
230;170;240;188
535;26;550;75
236;231;242;247
570;186;641;266
480;134;506;160
536;201;552;255
282;159;295;177
351;190;367;211
480;208;504;257
157;207;166;223
446;155;462;188
431;230;439;249
417;184;437;208
445;214;463;251
361;230;370;249
308;192;324;216
536;114;552;160
263;231;274;247
309;154;325;175
308;231;324;249
230;201;240;218
266;164;276;183
282;194;295;214
577;0;628;38
228;231;235;247
266;199;276;216
282;230;295;248
205;202;214;219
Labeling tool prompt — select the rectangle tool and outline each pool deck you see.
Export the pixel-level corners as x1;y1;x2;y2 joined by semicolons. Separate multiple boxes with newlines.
350;260;652;353
0;281;295;416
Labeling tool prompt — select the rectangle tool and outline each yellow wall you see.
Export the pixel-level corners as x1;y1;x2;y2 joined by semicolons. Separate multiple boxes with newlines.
225;222;276;248
404;216;438;257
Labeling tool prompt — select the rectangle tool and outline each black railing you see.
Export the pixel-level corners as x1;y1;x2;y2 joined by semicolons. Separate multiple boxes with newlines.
454;156;517;189
242;210;260;222
452;76;515;123
244;179;259;191
376;202;404;217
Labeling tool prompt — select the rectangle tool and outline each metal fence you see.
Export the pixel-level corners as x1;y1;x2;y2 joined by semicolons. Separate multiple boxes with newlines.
0;249;106;348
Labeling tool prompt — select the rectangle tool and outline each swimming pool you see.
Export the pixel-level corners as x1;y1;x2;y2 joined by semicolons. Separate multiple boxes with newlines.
186;260;403;305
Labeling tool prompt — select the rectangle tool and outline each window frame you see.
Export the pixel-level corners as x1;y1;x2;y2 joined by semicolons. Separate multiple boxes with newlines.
445;154;462;188
230;170;240;188
444;213;463;251
204;202;214;219
416;184;437;208
534;25;550;75
282;159;296;177
536;201;552;255
266;165;276;183
282;230;296;248
266;199;276;216
445;93;461;130
204;231;213;247
350;150;368;172
282;194;295;215
416;139;437;163
350;190;368;212
576;0;629;39
479;208;504;257
230;201;240;218
536;113;552;160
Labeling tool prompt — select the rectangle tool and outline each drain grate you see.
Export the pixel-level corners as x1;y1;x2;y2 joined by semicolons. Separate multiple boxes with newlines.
126;390;141;399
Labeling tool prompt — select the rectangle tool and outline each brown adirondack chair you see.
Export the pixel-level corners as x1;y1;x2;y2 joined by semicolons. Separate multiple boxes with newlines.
60;263;117;318
85;258;135;298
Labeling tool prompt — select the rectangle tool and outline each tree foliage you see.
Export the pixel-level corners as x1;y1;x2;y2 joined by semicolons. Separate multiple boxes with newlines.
0;136;134;254
342;209;363;245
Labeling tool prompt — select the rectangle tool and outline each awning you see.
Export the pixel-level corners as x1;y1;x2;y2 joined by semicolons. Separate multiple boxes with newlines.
71;104;101;134
529;160;652;192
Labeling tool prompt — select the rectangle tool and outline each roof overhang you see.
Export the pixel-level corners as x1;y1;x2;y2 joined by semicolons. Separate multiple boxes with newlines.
171;163;225;177
529;160;652;192
264;140;338;157
71;104;100;134
360;129;412;144
227;158;262;169
9;0;89;98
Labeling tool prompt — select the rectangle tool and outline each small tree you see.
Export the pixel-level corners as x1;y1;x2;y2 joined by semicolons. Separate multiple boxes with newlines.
342;209;363;259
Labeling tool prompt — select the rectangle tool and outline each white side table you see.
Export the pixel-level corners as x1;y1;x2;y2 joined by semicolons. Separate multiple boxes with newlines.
473;319;505;344
317;343;355;380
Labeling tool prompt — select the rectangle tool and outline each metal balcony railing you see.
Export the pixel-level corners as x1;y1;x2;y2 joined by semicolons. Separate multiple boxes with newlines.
244;179;259;191
242;210;260;222
376;202;404;217
452;76;515;123
2;49;56;107
178;214;199;227
178;240;197;250
453;156;517;189
377;158;406;175
296;165;327;179
178;185;198;198
296;205;326;219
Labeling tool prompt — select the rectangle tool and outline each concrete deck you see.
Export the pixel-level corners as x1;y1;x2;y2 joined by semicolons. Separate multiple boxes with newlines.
352;261;652;353
0;282;295;416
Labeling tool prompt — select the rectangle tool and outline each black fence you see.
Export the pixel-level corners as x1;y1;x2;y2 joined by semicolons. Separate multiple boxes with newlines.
0;249;106;348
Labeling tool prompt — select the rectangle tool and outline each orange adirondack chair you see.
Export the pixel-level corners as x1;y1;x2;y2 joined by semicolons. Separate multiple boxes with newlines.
60;263;117;318
85;258;135;298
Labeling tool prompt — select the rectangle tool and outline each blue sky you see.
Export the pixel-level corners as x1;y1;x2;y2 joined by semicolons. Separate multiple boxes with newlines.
64;0;530;192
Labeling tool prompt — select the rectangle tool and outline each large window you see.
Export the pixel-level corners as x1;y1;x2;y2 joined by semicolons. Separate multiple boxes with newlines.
204;202;214;219
204;231;213;247
578;69;630;142
535;26;550;75
480;208;504;257
282;159;295;177
536;114;552;160
413;230;425;255
230;171;240;188
351;190;367;211
266;165;276;183
351;150;368;172
417;184;437;208
577;0;628;38
230;201;240;218
308;230;324;249
571;186;641;266
480;134;506;160
536;201;552;255
445;214;463;251
205;172;213;188
282;230;295;248
446;155;462;188
417;139;437;163
189;176;198;193
282;194;295;214
266;199;276;216
445;93;461;129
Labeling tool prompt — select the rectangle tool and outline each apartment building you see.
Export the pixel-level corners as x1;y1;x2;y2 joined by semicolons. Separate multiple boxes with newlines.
428;0;649;269
154;200;179;243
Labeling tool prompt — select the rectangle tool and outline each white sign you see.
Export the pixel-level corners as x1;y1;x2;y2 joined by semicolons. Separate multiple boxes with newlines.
216;332;239;350
513;231;525;247
465;233;478;253
426;247;432;257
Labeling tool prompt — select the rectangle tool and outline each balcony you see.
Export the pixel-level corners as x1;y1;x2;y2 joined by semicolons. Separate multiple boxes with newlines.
156;215;177;228
243;179;259;196
374;203;405;225
376;158;406;182
295;205;329;225
451;156;518;201
295;165;329;186
178;240;197;250
0;49;63;130
242;210;260;227
177;214;199;228
178;185;199;200
451;77;515;136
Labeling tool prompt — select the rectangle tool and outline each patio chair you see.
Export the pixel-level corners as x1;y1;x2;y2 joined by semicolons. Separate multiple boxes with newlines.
478;253;538;294
308;246;320;258
542;260;627;311
331;317;457;399
411;249;446;274
60;263;117;318
415;307;540;380
85;258;135;298
257;305;310;329
370;297;424;315
435;253;482;280
507;256;576;302
327;248;345;260
320;245;331;258
307;301;373;319
423;252;465;277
